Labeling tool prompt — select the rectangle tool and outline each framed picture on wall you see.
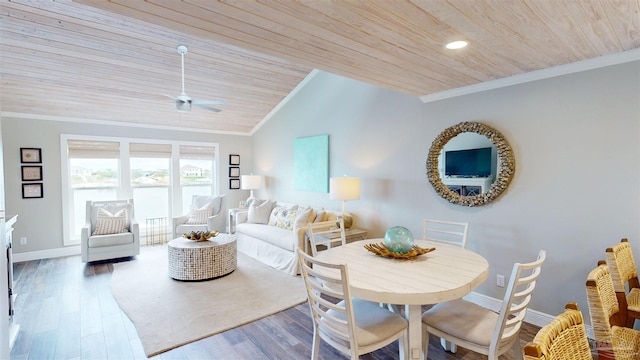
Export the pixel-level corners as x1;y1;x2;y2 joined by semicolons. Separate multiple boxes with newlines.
21;166;43;181
229;154;240;165
229;178;240;189
229;166;240;177
20;148;42;163
22;183;43;198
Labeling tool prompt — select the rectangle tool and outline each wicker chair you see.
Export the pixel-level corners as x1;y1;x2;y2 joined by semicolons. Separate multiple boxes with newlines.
585;261;629;360
605;238;640;328
523;302;593;360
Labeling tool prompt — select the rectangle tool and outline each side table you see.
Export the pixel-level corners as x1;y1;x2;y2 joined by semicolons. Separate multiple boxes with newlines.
227;208;246;234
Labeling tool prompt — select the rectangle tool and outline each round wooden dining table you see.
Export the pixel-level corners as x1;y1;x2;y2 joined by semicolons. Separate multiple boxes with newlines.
315;238;489;360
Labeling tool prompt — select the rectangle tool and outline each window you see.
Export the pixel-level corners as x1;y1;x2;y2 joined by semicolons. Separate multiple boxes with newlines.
61;136;219;246
130;143;172;231
67;140;120;241
179;145;215;214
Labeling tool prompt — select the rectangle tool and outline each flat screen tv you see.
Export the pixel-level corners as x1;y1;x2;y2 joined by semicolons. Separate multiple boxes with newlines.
445;147;491;177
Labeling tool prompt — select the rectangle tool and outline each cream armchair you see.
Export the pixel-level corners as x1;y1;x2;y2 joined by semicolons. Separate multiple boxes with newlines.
81;199;139;262
173;195;225;239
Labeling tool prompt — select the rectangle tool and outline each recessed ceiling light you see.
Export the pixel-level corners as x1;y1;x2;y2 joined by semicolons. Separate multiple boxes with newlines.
446;40;468;50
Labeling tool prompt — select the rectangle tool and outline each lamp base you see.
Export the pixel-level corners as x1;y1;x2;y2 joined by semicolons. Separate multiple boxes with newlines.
246;190;256;207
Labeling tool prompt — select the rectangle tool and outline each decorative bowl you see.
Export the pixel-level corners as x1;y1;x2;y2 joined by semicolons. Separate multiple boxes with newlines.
183;230;218;241
364;242;435;260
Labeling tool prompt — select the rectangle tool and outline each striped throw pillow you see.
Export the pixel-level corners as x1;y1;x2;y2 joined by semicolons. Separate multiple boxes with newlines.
93;208;128;235
186;209;212;224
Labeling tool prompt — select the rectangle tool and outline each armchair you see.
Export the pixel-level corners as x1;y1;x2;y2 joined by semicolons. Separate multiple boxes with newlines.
81;199;139;262
173;195;225;239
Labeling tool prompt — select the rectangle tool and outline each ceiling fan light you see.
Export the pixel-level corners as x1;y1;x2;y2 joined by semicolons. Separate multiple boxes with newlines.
176;102;191;112
446;40;468;50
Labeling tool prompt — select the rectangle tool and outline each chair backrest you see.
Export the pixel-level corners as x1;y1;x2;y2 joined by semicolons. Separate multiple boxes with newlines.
307;217;346;257
422;218;469;248
605;238;639;293
297;249;357;355
523;302;593;360
86;199;135;232
585;262;627;349
191;194;224;215
491;250;546;355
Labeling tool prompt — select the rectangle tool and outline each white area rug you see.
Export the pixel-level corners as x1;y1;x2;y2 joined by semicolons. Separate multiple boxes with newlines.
109;245;307;357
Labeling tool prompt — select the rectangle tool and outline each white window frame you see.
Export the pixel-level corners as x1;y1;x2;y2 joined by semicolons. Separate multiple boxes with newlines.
61;134;220;246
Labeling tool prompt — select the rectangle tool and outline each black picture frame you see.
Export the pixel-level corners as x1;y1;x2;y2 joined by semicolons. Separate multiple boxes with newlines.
21;165;43;181
22;183;43;198
229;178;240;189
229;154;240;165
20;148;42;163
229;166;240;178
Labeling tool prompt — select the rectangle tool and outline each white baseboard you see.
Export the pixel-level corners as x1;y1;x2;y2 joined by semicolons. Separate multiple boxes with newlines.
464;292;554;328
13;246;80;263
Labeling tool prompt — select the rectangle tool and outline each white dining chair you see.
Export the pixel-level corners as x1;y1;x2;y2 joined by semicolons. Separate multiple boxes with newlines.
422;250;546;360
422;218;470;350
306;217;346;256
423;218;469;248
297;249;409;359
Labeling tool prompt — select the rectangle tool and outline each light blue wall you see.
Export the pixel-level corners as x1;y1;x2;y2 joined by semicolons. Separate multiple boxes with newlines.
251;61;640;318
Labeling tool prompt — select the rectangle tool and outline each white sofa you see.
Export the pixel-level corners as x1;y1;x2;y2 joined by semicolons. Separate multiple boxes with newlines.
235;200;347;276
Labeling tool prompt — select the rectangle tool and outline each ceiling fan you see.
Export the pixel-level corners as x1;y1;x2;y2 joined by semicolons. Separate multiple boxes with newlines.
170;45;227;113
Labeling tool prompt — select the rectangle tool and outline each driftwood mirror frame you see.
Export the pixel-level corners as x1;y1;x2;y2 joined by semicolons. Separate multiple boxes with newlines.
426;121;515;207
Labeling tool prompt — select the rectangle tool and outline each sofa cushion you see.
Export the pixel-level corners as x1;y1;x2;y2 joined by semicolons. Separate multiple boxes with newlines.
248;200;273;224
237;223;296;251
93;208;128;235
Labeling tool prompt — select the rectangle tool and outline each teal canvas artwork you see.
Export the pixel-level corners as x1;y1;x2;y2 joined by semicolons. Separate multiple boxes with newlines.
294;134;329;192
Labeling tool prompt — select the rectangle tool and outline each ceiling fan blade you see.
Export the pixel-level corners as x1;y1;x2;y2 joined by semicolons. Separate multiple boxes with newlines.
192;99;227;106
193;103;222;112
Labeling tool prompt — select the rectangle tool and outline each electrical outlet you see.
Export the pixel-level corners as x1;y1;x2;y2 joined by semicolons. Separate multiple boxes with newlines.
496;274;505;287
19;237;27;245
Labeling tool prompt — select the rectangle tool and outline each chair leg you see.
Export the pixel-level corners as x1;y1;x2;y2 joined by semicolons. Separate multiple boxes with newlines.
399;330;408;360
422;329;430;359
512;334;523;360
311;328;320;360
440;338;457;352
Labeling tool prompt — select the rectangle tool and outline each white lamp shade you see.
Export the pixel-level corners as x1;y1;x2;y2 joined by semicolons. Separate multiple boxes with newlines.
330;177;360;201
241;174;262;190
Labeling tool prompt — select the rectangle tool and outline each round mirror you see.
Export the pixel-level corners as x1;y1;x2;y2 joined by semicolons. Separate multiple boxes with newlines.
426;122;515;206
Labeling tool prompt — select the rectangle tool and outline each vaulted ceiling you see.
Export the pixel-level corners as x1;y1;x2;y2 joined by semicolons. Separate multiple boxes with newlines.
1;0;639;134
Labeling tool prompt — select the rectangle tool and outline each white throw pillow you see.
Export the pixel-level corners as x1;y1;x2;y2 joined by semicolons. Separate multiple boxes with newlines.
247;200;272;224
93;208;128;235
293;207;314;231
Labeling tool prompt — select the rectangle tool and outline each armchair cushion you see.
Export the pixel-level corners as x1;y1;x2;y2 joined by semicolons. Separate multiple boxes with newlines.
93;208;129;235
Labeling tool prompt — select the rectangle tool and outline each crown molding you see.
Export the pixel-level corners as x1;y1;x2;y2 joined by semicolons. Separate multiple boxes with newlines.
420;48;640;103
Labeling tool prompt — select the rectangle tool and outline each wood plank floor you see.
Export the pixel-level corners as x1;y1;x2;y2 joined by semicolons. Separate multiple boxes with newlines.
10;246;545;360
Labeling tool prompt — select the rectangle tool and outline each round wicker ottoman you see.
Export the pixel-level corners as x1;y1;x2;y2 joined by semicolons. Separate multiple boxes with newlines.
167;233;237;281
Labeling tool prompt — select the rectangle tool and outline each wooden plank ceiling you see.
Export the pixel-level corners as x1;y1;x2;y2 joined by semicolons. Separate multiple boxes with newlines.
1;0;639;134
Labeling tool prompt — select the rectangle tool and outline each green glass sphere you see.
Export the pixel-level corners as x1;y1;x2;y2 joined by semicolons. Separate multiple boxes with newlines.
384;226;415;253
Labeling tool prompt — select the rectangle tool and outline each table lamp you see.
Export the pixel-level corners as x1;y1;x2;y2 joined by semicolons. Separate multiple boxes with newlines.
241;174;263;205
329;176;360;215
